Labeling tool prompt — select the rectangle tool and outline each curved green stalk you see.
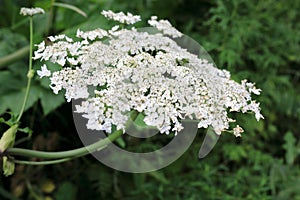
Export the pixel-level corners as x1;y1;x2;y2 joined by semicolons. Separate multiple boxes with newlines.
0;46;30;69
12;142;105;165
17;17;34;122
6;129;123;159
13;157;73;165
53;2;87;18
7;109;138;166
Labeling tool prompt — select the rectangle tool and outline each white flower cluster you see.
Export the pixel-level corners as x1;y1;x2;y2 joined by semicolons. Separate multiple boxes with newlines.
148;16;182;38
20;7;45;16
101;10;141;24
76;28;108;40
34;11;263;136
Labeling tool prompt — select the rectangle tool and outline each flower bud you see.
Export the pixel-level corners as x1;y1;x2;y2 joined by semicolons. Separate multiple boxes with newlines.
0;124;18;153
2;156;15;176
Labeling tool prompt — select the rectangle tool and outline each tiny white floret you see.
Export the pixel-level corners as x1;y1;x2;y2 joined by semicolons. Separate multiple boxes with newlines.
37;64;51;78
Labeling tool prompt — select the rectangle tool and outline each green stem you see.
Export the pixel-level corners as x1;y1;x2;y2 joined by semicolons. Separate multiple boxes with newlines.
7;111;138;165
26;181;41;200
17;77;32;122
6;129;123;159
13;157;73;165
17;17;33;122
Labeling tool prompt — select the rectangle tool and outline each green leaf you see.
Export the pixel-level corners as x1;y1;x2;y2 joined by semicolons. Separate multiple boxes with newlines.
0;70;24;96
87;164;113;198
133;173;146;187
54;182;77;200
40;89;65;115
283;131;297;165
0;85;42;115
148;171;169;184
0;28;27;57
0;112;17;126
134;113;148;128
34;0;53;10
17;126;33;137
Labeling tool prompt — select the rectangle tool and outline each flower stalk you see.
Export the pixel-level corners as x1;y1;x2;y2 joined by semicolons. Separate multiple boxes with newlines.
17;17;34;122
6;129;123;160
5;111;138;166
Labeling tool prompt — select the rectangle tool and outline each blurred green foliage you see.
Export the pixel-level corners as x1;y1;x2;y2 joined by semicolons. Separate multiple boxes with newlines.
0;0;299;199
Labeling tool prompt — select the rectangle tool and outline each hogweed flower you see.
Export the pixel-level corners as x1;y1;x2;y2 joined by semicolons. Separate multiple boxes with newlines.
37;64;51;78
34;10;263;136
20;7;45;16
101;10;141;25
148;16;182;38
233;125;244;137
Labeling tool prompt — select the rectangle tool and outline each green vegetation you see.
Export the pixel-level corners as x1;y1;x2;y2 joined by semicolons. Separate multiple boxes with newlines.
0;0;299;199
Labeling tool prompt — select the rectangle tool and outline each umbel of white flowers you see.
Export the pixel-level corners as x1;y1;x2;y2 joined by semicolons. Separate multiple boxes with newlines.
34;10;263;137
20;7;45;16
